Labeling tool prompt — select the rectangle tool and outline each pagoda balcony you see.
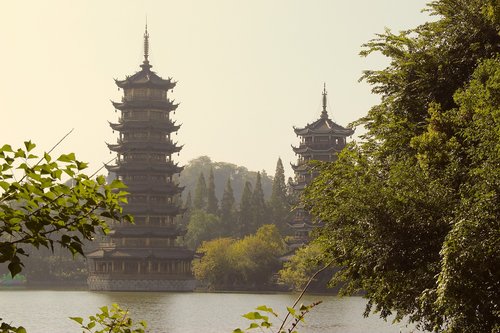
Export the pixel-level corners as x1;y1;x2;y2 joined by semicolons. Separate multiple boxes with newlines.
111;120;180;133
108;140;182;154
122;203;182;215
125;182;184;195
112;100;178;112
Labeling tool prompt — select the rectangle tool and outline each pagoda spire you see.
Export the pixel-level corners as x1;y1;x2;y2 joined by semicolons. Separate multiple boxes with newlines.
321;82;328;119
141;23;152;70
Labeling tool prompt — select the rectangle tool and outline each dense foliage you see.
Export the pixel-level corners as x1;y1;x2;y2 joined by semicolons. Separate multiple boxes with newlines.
193;225;286;290
0;142;130;277
0;142;133;332
303;1;500;332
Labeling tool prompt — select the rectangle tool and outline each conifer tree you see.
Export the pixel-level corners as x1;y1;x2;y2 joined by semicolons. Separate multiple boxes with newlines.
193;172;207;210
238;181;253;236
206;168;218;214
181;191;192;226
251;172;267;233
220;177;236;236
270;158;290;234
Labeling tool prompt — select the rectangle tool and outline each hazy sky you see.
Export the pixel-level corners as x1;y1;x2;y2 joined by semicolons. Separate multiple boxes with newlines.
1;1;430;178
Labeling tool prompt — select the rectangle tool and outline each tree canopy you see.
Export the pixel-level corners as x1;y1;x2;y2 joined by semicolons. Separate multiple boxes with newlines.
0;142;129;277
303;1;500;332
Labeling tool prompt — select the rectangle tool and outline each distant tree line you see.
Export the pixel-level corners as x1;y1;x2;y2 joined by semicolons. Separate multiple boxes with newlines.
181;157;291;250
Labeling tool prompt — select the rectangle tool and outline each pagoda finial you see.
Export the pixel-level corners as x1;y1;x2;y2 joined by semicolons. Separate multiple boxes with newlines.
321;83;328;119
141;21;152;70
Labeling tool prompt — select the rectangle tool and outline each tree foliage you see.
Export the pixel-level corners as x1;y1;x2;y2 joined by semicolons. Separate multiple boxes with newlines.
269;158;290;234
193;225;285;290
303;2;500;332
185;209;222;250
193;172;207;210
0;142;130;277
206;168;219;214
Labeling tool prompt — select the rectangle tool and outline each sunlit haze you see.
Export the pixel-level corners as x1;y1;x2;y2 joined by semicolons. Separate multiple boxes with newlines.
1;0;429;178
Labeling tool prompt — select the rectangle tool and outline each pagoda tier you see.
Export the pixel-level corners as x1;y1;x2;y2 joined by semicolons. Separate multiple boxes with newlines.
287;84;354;250
109;120;181;132
106;161;183;174
112;100;179;112
107;141;182;153
87;27;195;291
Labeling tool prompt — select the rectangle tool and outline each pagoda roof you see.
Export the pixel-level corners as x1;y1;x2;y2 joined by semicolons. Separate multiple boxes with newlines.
291;145;341;155
105;161;183;174
87;247;193;260
112;100;179;111
114;62;177;90
293;117;354;136
107;141;182;153
121;203;184;216
125;182;184;195
109;120;181;132
110;225;185;237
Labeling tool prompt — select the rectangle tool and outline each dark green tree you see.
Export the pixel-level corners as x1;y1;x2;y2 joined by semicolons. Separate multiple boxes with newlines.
181;190;192;227
269;158;290;234
185;209;222;250
193;172;207;210
302;1;500;332
250;172;267;234
220;177;236;236
206;168;218;214
238;181;253;236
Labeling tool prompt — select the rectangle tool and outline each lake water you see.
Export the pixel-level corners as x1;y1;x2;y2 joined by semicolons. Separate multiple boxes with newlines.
0;290;419;333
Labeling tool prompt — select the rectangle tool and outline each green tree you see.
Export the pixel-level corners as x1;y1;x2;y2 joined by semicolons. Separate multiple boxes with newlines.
269;158;290;234
192;237;238;289
193;172;207;210
220;177;236;236
303;1;500;332
0;142;132;332
185;209;223;250
238;181;253;236
250;172;267;233
206;168;218;214
0;142;129;277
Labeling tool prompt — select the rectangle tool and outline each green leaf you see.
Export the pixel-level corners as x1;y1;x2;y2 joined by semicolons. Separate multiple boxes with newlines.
233;329;244;333
0;144;13;152
69;317;84;325
242;312;263;320
0;181;9;191
286;307;296;316
57;153;76;162
24;141;36;152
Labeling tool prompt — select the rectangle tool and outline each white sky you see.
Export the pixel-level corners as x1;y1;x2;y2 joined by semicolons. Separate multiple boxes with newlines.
0;0;430;178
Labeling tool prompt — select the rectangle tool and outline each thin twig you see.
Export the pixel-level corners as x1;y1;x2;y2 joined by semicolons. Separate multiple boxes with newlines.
277;258;334;333
90;157;117;178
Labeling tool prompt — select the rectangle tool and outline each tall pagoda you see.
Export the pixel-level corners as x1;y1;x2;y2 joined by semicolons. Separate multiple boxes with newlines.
288;84;354;248
87;27;195;291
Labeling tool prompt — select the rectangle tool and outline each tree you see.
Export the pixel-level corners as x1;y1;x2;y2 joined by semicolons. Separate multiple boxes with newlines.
192;172;207;210
0;142;132;332
269;158;290;234
185;209;223;250
250;172;267;233
302;1;500;332
192;237;238;289
238;181;253;236
193;225;285;290
206;168;218;214
220;177;236;236
0;142;129;277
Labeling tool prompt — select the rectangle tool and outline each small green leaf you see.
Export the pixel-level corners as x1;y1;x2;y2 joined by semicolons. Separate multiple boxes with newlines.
24;141;36;152
70;317;84;325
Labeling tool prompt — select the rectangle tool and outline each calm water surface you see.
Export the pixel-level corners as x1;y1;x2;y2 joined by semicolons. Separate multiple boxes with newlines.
0;290;418;333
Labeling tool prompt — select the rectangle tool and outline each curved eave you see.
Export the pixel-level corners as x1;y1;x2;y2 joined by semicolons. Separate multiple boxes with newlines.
294;127;355;136
105;163;184;174
292;146;341;154
109;121;181;132
114;70;177;90
111;100;179;111
107;142;183;153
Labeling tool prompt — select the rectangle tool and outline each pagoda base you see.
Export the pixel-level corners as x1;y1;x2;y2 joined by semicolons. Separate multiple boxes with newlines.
87;275;197;291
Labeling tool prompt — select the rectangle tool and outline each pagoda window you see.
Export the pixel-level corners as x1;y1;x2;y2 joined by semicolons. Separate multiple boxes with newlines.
315;136;329;142
149;89;163;100
149;217;160;225
134;88;147;99
304;137;312;143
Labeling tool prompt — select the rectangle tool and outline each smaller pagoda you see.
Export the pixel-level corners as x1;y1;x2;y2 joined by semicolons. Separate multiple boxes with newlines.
288;84;354;248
